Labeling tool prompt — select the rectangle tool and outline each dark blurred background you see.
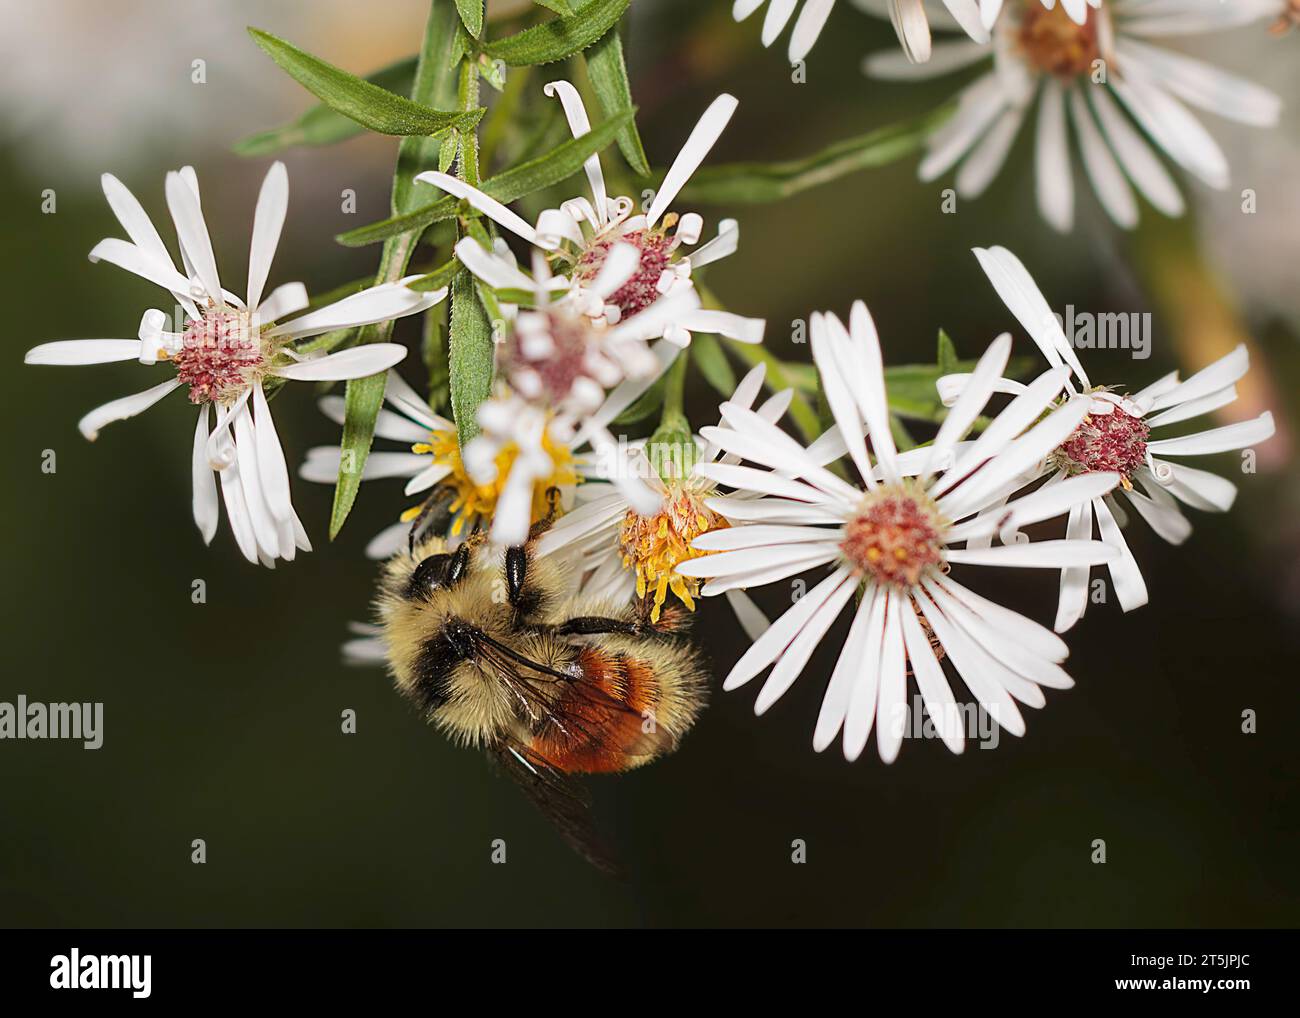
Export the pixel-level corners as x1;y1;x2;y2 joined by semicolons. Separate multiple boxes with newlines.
2;0;1297;927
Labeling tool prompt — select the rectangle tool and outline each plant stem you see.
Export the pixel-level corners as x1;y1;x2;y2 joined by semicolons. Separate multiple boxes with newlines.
723;338;821;445
660;350;688;426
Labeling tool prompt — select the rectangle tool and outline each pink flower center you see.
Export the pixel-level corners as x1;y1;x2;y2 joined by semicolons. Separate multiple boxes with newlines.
502;309;595;405
173;309;263;405
1057;407;1150;480
841;483;946;589
575;228;674;319
1016;1;1101;79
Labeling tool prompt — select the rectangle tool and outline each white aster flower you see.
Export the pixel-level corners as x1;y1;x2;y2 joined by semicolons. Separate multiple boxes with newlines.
415;81;763;425
24;162;445;566
536;363;790;636
677;305;1121;762
863;0;1283;231
940;245;1276;631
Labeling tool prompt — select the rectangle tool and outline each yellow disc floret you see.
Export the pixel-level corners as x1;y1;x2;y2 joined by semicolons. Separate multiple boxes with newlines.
620;483;728;623
402;425;578;536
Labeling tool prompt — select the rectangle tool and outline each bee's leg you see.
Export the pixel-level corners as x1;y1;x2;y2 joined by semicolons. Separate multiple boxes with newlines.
553;616;642;637
525;487;563;541
406;485;453;554
505;545;529;607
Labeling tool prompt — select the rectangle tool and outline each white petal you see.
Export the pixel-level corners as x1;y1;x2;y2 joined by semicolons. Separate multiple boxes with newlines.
900;599;964;754
273;344;408;382
945;538;1118;569
725;588;770;643
165;170;223;305
191;403;219;544
256;282;310;325
414;171;545;247
677;540;843;580
723;566;851;692
813;588;879;753
25;339;143;365
1069;86;1137;229
1087;84;1184;217
1146;344;1247;413
268;287;429;340
646;94;738;228
1035;78;1074;233
692;523;847;552
78;377;181;440
88;238;194;299
1093;496;1148;612
100;173;174;271
754;568;856;714
542;80;608;220
1146;412;1274;457
889;0;932;64
788;0;835;62
252;383;293;523
247;162;288;311
1054;497;1093;633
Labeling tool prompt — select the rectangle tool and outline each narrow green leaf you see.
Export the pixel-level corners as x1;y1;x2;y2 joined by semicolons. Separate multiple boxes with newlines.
584;26;649;176
248;27;483;138
691;332;737;397
484;0;630;67
534;0;575;14
336;108;634;246
677;106;952;205
234;56;419;155
449;268;495;447
454;0;484;37
612;374;667;426
407;258;461;293
423;312;450;413
937;328;958;376
329;1;461;540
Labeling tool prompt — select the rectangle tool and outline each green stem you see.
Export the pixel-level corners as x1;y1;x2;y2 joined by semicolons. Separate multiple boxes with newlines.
457;59;481;186
659;350;688;426
723;338;821;445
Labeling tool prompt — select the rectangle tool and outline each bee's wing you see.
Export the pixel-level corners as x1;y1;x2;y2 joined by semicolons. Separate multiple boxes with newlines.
473;636;672;762
491;738;623;878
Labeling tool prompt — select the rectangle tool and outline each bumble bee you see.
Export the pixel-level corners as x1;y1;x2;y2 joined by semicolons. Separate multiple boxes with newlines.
376;531;708;872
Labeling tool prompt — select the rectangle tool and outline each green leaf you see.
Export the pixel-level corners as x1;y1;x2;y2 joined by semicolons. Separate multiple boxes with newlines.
234;55;418;155
691;332;737;397
584;26;649;176
534;0;575;14
423;312;450;413
449;268;495;447
612;374;667;426
676;106;951;205
407;258;461;293
336;107;634;246
248;27;483;138
936;328;958;376
454;0;483;37
328;1;462;540
484;0;630;67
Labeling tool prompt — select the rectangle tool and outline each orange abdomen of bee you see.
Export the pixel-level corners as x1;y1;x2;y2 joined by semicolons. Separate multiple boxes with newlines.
530;647;663;775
